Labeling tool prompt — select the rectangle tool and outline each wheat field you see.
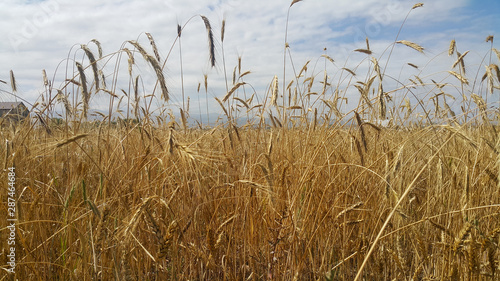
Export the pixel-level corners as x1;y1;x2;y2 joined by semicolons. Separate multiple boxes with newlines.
1;2;500;280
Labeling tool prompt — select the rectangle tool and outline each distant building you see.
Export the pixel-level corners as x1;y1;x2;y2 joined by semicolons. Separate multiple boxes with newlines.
0;102;29;121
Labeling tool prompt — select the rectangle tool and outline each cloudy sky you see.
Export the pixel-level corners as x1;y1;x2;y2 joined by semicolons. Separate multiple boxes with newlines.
0;0;499;121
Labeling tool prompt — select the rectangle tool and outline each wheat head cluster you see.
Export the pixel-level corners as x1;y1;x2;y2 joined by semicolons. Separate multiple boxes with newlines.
1;1;500;280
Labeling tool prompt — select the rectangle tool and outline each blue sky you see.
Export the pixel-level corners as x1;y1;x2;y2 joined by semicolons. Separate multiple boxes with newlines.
0;0;499;121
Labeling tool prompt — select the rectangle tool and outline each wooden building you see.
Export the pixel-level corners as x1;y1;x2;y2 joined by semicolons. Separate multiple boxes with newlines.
0;102;29;121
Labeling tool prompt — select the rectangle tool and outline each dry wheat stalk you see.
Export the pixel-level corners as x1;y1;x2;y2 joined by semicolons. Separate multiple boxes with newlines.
90;39;103;58
215;97;229;119
9;70;17;92
452;50;469;70
453;222;472;253
493;48;500;62
321;54;334;64
221;18;226;42
354;48;372;55
396;40;424;53
200;15;216;68
57;90;73;116
407;63;419;69
412;3;424;9
335;202;363;220
128;40;169;101
122;48;134;76
56;134;89;147
75;62;90;118
145;32;161;63
81;44;100;88
449;39;456;56
448;70;469;85
270;75;279;106
342;67;356;76
240;70;251;79
233;97;249;109
222;82;246;102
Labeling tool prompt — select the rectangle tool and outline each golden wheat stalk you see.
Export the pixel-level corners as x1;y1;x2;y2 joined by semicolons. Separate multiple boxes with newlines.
57;90;73;116
128;40;169;101
75;62;90;118
145;32;161;63
396;40;424;53
448;70;469;85
342;67;356;76
56;134;89;148
412;3;424;9
321;54;335;64
270;75;279;106
449;39;456;56
452;50;469;69
222;82;246;102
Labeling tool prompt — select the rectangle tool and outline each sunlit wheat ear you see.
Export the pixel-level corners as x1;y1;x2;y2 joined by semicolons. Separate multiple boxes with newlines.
448;70;469;85
412;3;424;9
270;75;279;106
342;67;356;76
396;40;424;53
200;15;216;68
290;0;303;7
456;51;467;74
222;82;246;102
238;56;242;75
453;222;472;254
483;65;495;94
493;48;500;62
9;70;17;92
492;64;500;83
134;75;140;118
449;39;456;56
128;40;169;101
81;44;99;89
56;133;88;148
321;54;335;64
75;62;90;118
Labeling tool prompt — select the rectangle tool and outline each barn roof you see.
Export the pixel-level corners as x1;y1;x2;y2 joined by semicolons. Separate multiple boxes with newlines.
0;102;26;110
